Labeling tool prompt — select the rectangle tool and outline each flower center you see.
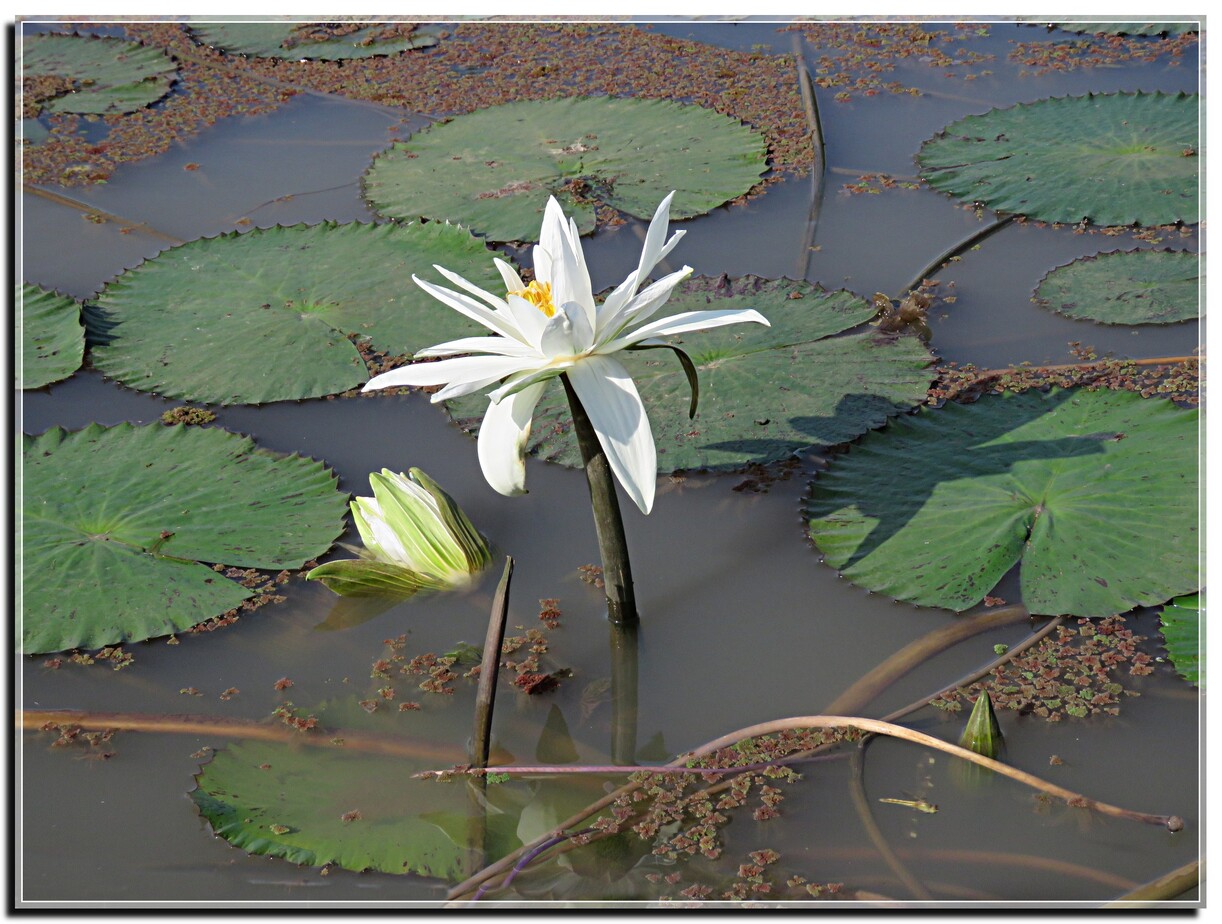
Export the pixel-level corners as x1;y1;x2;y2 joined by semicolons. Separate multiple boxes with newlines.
508;280;555;318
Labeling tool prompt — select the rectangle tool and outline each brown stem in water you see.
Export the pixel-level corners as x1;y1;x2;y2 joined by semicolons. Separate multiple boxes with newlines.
19;709;466;762
22;184;184;243
902;214;1016;294
560;372;638;626
471;557;513;770
609;619;639;765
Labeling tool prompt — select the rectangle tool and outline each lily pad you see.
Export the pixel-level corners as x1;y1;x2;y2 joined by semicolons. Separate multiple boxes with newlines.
445;276;935;472
807;389;1199;617
21;33;177;115
191;701;521;878
918;92;1199;227
189;22;437;60
19;283;85;389
20;423;347;653
1159;593;1201;688
89;222;503;405
363;96;768;242
1033;249;1200;325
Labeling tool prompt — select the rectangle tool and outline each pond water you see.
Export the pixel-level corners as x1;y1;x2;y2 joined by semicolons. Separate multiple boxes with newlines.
17;19;1201;908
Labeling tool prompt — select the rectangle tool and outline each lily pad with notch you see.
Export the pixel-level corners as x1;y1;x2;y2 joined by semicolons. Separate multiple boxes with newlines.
20;423;347;653
363;96;768;242
19;283;85;389
89;222;503;405
189;22;438;60
1033;249;1200;325
807;388;1199;617
21;32;178;116
918;92;1199;227
445;276;936;472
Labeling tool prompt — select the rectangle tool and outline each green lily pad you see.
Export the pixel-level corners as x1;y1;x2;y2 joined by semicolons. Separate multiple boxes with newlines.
807;389;1199;617
1033;249;1200;325
189;22;437;60
918;92;1199;227
89;222;503;405
445;276;935;472
191;701;521;878
1159;592;1201;688
363;96;768;242
1052;22;1199;36
21;33;177;115
19;283;85;389
21;423;347;653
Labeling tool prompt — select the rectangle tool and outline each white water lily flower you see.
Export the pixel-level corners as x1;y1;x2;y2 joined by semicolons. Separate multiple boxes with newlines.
306;468;491;598
363;193;769;514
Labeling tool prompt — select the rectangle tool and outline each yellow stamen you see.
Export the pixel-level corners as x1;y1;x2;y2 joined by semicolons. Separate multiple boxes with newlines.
508;280;555;318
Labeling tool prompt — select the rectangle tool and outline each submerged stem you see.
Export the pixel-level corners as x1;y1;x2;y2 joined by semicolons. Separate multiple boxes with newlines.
560;372;638;626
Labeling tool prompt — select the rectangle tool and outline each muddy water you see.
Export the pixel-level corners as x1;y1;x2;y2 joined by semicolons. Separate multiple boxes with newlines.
18;21;1200;906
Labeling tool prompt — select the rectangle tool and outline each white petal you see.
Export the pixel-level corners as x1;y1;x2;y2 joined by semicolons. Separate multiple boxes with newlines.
477;382;546;497
487;364;567;404
596;266;694;345
568;355;657;515
600;308;770;354
505;294;551;349
363;354;538;393
538;307;576;358
432;264;509;313
561;299;595;353
494;258;525;293
534;197;569;282
416;336;538;358
413;275;526;343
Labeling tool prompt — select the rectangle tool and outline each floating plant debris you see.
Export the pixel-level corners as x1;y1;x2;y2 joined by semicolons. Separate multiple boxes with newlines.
21;32;178;116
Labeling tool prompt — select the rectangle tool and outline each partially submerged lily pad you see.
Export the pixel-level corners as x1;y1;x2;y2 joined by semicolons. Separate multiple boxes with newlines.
807;389;1199;617
21;33;178;115
918;92;1199;226
20;423;347;653
191;700;521;878
1159;592;1201;688
1051;22;1199;36
19;283;85;389
1033;249;1200;325
189;22;437;60
363;96;768;242
89;222;502;405
445;276;935;472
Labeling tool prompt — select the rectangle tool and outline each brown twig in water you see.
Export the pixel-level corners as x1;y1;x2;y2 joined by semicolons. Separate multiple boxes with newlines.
1103;857;1200;905
471;557;513;770
847;747;933;900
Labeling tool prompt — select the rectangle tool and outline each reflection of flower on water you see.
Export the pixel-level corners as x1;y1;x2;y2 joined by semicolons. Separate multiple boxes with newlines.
307;467;491;598
363;192;769;514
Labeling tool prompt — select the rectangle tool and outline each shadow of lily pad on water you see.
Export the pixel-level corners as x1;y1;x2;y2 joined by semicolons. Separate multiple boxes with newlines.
88;222;503;405
363;96;768;242
445;276;936;472
21;32;178;116
1033;249;1200;325
20;423;348;653
918;92;1199;227
19;283;85;389
807;388;1199;617
189;22;438;60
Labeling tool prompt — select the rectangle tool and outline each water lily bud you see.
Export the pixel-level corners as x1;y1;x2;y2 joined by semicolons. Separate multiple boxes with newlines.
307;469;491;598
959;690;1004;760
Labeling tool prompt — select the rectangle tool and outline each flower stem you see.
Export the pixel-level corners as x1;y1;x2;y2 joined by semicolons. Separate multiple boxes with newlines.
560;372;638;626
